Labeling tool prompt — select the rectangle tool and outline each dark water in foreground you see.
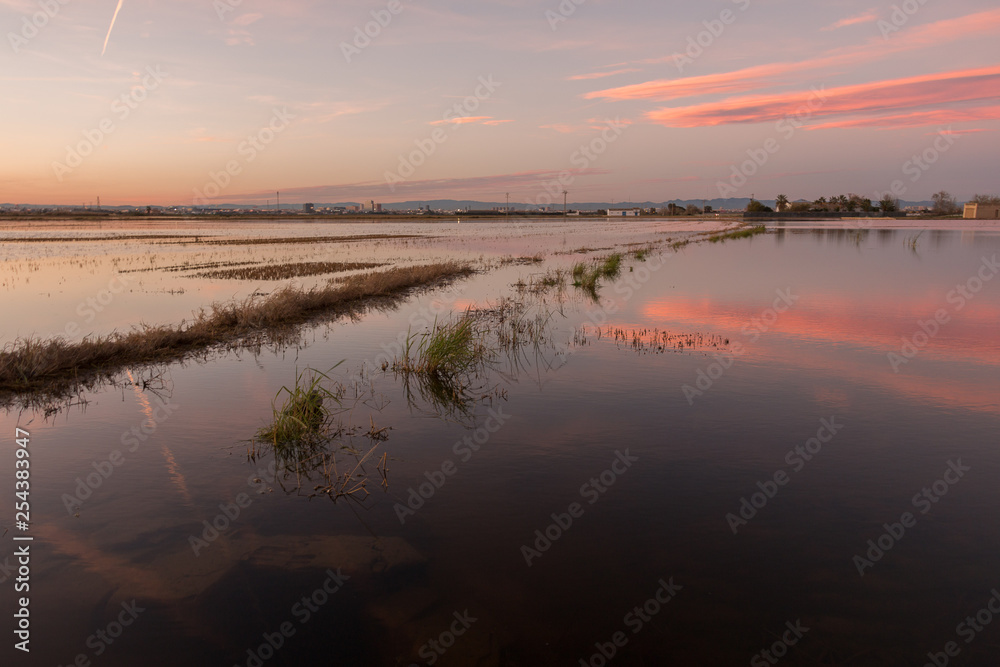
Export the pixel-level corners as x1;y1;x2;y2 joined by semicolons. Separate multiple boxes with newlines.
3;224;1000;666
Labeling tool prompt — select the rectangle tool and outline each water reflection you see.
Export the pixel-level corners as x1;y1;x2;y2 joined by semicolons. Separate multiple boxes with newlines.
3;225;1000;665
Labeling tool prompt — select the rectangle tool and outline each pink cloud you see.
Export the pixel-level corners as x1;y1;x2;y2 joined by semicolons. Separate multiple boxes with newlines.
821;9;880;31
645;66;1000;128
586;9;1000;102
429;116;513;126
567;68;642;81
807;105;1000;130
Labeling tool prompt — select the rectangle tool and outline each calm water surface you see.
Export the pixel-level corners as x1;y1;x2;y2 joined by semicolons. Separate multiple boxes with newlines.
2;221;999;666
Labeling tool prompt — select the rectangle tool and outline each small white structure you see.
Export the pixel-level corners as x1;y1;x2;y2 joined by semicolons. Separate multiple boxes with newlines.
964;203;1000;219
607;208;641;217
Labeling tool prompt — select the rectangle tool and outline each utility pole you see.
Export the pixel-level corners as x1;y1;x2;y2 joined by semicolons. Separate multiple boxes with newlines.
505;192;509;222
276;191;280;213
563;190;568;217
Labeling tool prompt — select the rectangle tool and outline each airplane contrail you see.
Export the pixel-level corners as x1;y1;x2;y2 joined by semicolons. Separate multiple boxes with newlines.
101;0;124;56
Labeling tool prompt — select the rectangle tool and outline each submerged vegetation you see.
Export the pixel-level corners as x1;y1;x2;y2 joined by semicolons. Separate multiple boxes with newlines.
194;261;384;281
572;253;623;293
391;299;552;422
575;326;731;355
707;225;767;243
0;262;475;403
251;365;391;502
179;234;426;247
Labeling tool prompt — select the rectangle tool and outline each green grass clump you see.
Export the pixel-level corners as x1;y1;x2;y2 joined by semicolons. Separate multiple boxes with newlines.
600;253;622;277
571;253;622;293
395;312;487;377
257;367;341;446
708;225;767;243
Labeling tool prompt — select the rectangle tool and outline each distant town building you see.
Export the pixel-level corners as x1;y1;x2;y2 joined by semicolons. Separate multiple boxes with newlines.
607;208;641;217
964;203;1000;219
303;203;315;214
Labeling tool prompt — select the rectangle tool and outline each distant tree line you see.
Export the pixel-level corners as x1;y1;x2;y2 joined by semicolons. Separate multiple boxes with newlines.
755;191;999;215
658;203;709;216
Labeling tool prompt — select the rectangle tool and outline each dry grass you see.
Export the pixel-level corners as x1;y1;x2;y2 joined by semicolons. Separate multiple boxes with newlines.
162;234;426;247
121;260;264;274
193;261;384;280
0;262;475;400
4;234;208;243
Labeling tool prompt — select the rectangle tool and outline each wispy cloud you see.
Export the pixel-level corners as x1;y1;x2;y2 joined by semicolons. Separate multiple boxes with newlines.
821;8;880;31
101;0;125;56
587;9;1000;102
645;66;1000;128
567;68;641;81
228;169;614;202
808;105;1000;130
429;116;513;126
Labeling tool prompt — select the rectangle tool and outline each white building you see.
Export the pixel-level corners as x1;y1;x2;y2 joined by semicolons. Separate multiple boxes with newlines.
607;208;641;217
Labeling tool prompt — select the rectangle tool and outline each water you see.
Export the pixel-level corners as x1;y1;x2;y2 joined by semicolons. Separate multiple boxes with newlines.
2;220;999;665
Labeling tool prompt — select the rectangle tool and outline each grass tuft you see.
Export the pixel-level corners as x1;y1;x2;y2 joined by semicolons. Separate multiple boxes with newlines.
707;225;767;243
257;367;342;446
394;311;488;378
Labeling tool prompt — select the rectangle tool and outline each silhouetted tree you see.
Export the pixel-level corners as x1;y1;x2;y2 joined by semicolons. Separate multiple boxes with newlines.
932;191;958;215
971;194;1000;205
879;195;899;215
747;199;773;213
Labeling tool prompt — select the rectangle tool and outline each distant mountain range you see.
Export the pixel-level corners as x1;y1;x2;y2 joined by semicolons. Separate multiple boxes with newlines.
1;198;943;211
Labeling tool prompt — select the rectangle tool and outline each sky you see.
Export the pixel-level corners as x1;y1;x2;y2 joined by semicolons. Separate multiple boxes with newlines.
1;0;997;206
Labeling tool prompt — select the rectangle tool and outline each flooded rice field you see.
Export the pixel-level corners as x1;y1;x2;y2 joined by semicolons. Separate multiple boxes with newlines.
2;218;1000;665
